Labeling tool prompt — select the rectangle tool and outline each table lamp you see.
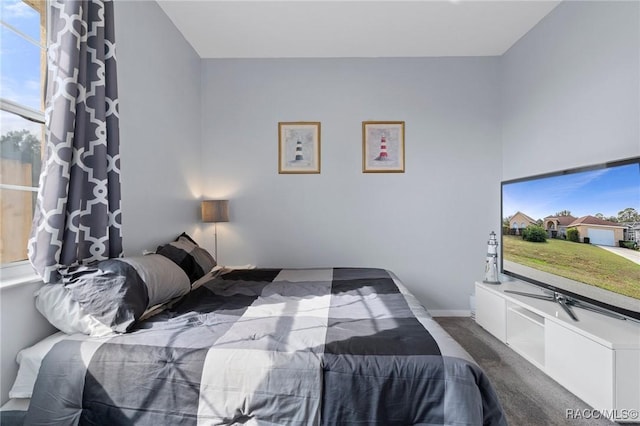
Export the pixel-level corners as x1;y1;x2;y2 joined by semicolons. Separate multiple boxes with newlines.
201;199;229;261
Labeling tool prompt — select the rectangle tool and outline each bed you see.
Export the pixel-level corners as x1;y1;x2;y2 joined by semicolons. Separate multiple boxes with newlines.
6;265;506;425
4;231;506;425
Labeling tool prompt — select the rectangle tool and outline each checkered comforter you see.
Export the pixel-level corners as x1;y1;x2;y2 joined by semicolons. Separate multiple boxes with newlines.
25;268;506;425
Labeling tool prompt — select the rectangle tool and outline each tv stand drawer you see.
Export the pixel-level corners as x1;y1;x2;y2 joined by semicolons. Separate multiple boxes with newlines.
545;320;613;409
476;283;506;343
506;304;545;369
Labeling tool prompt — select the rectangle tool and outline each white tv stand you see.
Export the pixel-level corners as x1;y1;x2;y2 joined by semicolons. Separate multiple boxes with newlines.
475;279;640;422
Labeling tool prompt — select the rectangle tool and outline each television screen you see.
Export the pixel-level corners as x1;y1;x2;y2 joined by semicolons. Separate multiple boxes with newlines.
501;157;640;321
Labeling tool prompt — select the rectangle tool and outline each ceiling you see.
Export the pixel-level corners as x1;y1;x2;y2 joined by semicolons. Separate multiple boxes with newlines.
156;1;561;59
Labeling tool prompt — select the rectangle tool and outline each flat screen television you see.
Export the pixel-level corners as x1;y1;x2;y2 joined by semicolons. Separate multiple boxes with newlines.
501;157;640;322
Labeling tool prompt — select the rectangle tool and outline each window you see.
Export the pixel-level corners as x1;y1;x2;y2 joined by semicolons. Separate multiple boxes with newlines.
0;0;46;267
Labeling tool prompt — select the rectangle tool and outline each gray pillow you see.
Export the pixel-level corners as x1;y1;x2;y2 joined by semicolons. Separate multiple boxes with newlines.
120;254;190;307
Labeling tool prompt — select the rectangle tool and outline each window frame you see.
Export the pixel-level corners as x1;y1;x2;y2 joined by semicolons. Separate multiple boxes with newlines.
0;0;47;281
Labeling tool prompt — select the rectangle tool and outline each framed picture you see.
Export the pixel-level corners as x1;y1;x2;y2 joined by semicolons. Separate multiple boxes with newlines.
278;122;321;174
362;121;405;173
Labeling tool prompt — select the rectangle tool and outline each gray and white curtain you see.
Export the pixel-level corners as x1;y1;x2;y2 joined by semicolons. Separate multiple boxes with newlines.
29;0;122;283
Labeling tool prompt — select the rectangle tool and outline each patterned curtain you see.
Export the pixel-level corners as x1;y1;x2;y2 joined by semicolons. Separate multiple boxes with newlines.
29;0;122;283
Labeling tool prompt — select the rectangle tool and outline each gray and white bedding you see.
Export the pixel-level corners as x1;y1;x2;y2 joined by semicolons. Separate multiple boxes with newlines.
22;267;506;425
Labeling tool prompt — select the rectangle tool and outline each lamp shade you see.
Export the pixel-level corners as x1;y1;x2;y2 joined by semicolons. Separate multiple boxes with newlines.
201;200;229;223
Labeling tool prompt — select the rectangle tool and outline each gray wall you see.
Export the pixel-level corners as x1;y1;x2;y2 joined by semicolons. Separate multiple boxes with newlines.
116;1;202;255
200;0;639;313
201;58;502;313
501;0;640;180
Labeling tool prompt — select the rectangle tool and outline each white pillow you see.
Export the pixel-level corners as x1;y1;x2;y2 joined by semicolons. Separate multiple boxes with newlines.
34;284;113;337
8;332;66;399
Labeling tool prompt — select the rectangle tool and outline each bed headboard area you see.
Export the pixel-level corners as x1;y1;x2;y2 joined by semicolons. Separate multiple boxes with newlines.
0;280;57;405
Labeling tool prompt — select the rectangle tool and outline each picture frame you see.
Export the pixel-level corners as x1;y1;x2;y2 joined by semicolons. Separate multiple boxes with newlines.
362;121;405;173
278;122;321;174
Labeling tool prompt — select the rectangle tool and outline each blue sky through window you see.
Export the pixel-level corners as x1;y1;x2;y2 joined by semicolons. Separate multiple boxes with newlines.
0;0;41;41
0;0;44;132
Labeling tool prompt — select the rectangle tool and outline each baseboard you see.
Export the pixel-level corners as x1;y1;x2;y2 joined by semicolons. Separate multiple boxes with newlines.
430;310;471;317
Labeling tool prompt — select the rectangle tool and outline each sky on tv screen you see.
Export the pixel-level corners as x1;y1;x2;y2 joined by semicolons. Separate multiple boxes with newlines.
503;163;640;221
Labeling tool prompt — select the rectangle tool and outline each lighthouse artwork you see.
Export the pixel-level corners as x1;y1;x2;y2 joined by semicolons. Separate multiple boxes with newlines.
374;134;389;161
294;139;305;161
282;130;315;170
362;121;405;173
278;122;321;174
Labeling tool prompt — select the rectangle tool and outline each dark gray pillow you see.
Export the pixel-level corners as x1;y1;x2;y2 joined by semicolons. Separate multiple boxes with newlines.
156;233;217;283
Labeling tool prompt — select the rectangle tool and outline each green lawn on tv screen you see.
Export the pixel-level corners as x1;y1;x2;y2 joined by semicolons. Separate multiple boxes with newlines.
503;235;640;300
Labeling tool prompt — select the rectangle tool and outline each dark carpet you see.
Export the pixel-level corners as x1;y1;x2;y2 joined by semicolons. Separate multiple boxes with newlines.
435;317;639;426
